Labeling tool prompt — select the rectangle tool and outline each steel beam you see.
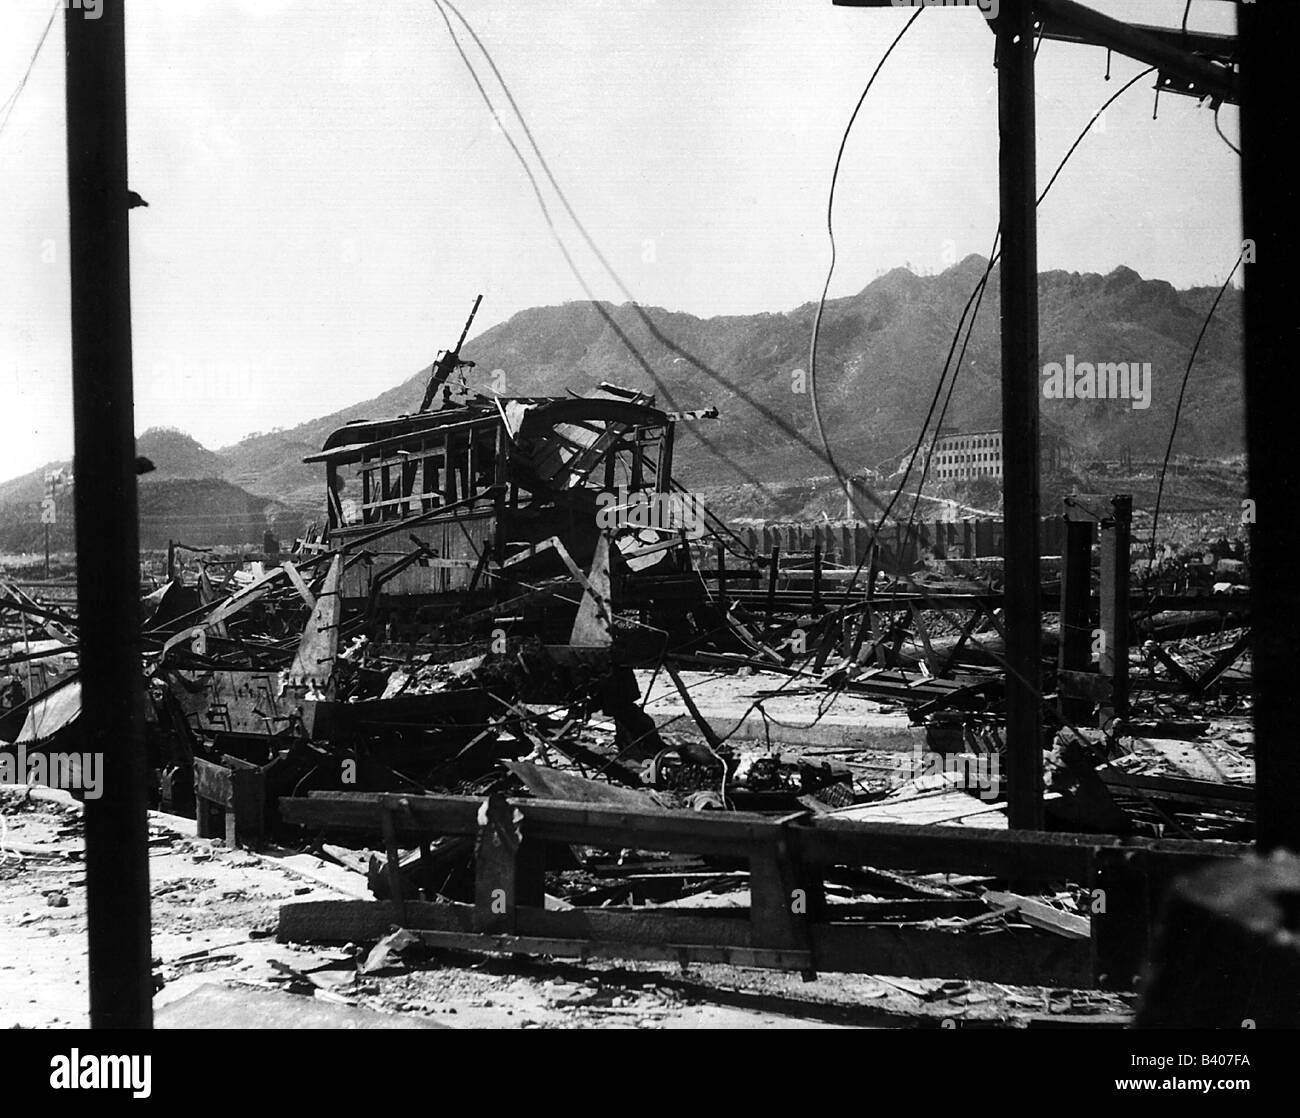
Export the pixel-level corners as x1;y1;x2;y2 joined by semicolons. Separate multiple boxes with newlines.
1037;22;1236;67
831;2;1237;101
1033;0;1237;105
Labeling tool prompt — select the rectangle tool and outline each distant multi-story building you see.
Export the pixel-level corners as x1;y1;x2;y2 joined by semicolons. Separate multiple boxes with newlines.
929;428;1004;481
927;427;1065;481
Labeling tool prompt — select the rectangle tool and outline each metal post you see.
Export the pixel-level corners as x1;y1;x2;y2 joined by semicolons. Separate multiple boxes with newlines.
1241;0;1300;852
1059;503;1095;724
1097;496;1131;732
764;544;780;636
996;0;1043;830
65;0;153;1028
20;609;33;698
716;542;727;612
44;472;52;580
812;542;822;614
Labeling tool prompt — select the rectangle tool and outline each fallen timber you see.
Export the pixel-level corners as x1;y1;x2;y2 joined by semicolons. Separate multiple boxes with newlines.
277;790;1246;989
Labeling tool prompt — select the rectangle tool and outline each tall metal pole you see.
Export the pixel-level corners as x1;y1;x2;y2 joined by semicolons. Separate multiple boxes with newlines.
65;0;153;1027
996;0;1044;830
1241;1;1300;852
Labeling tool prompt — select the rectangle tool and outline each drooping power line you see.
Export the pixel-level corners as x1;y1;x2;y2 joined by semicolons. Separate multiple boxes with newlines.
0;2;60;146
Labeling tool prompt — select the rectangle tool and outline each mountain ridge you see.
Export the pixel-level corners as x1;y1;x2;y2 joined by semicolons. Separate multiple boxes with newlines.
0;259;1244;543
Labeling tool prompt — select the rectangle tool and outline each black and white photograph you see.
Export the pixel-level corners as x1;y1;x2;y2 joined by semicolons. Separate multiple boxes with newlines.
0;0;1292;1085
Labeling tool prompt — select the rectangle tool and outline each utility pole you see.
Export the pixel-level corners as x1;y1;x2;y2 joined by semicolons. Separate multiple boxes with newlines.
65;0;153;1028
41;473;56;579
1241;0;1300;852
996;0;1044;830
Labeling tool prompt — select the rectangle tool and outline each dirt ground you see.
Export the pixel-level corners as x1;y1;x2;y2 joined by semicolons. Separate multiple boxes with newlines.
0;784;1134;1030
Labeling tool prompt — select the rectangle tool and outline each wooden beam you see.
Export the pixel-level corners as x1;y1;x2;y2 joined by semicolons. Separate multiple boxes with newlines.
983;890;1090;940
278;792;1247;881
276;896;1091;987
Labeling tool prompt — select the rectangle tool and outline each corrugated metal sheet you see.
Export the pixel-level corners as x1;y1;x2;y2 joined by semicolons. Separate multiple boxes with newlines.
16;678;81;745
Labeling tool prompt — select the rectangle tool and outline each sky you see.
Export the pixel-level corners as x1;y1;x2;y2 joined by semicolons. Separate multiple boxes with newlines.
0;0;1241;481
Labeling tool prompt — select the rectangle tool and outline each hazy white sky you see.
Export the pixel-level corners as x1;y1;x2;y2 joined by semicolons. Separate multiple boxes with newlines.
0;0;1240;480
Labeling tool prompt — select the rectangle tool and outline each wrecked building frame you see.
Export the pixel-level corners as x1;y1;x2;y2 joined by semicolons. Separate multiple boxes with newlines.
271;0;1269;983
54;0;1294;1028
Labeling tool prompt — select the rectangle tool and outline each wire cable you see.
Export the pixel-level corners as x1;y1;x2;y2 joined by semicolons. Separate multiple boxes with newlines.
0;2;59;145
812;63;1165;734
1146;250;1245;577
433;0;902;527
432;2;819;541
902;64;1158;538
1213;103;1240;157
428;12;1171;750
835;65;1157;602
808;6;926;523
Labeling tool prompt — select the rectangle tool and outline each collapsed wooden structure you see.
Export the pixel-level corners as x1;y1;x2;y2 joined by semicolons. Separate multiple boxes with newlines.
26;0;1297;1027
277;790;1246;990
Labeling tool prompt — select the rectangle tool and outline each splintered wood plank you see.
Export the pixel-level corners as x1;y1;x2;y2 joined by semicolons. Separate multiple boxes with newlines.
983;891;1090;940
504;761;661;808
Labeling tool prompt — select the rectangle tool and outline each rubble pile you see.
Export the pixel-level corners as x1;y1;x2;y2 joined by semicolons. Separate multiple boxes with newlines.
0;371;1259;999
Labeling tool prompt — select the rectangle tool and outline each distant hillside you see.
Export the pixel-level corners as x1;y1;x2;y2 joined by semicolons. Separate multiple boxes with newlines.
137;427;231;481
0;427;230;508
213;258;1244;502
0;478;286;552
0;428;289;552
134;479;286;550
0;260;1244;527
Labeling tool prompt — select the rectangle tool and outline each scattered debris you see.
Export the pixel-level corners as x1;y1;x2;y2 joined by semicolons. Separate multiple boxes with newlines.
0;319;1262;1017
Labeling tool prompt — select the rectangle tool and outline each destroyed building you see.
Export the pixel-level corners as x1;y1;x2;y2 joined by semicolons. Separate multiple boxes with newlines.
0;0;1294;1051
